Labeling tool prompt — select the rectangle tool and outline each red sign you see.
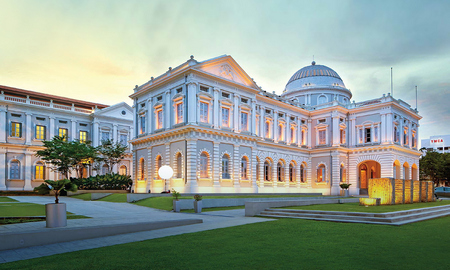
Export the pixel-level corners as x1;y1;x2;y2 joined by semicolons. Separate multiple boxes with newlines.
430;139;444;144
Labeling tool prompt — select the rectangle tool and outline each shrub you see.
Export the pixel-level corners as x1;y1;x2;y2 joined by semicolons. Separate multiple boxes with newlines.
194;194;203;201
172;189;180;201
339;183;352;190
71;173;132;190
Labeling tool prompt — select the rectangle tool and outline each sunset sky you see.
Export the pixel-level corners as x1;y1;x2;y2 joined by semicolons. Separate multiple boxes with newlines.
1;0;449;142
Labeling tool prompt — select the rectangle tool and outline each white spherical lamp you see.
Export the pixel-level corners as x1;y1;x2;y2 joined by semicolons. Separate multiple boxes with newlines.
158;165;174;180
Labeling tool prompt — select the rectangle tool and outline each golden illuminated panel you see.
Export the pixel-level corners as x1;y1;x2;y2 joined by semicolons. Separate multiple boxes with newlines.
368;178;393;205
404;180;411;204
413;181;420;203
421;182;427;202
427;182;434;202
395;179;404;204
359;198;381;206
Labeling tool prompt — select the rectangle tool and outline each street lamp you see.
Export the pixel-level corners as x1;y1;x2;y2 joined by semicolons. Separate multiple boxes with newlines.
159;165;173;192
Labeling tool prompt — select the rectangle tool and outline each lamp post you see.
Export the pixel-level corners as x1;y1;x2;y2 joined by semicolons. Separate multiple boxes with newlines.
158;165;173;192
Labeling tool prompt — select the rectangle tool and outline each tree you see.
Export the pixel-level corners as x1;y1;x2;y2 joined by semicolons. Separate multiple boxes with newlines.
419;150;445;185
34;179;77;203
97;139;128;174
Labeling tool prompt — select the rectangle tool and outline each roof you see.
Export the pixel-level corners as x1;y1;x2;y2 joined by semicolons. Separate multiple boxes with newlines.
286;61;343;86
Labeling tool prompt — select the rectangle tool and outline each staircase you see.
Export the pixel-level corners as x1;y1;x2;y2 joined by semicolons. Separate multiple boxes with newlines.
259;204;450;226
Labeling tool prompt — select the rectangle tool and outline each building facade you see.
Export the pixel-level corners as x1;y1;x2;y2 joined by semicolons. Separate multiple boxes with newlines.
130;55;422;195
0;85;133;191
421;135;450;154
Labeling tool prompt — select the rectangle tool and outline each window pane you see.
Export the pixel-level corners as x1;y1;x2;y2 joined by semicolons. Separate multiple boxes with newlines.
11;122;22;137
36;125;46;140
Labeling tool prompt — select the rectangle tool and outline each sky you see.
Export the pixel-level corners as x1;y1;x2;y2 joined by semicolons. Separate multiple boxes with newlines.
0;0;449;143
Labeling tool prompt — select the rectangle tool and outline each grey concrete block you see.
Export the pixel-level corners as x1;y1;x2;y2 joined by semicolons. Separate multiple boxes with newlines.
91;193;112;200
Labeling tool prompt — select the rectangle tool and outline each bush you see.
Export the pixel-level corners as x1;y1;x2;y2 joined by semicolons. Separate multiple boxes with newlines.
71;173;132;190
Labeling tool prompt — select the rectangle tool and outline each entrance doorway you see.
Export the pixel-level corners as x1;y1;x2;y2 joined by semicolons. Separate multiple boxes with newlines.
358;161;381;195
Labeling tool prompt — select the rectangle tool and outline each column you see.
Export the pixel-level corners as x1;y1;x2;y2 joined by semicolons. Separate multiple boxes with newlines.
307;157;312;188
285;114;290;143
24;153;33;190
260;106;265;138
399;116;403;145
93;121;99;147
408;121;412;148
25;113;32;145
233;145;240;190
297;118;302;147
307;119;312;149
147;97;153;134
113;124;118;143
272;159;278;188
380;114;386;143
49;117;55;140
185;138;198;192
213;87;219;129
129;128;133;151
165;90;171;130
331;152;340;195
332;112;340;146
273;110;278;141
258;157;264;187
251;100;256;135
0;150;6;189
165;142;170;191
350;116;356;147
213;142;220;191
386;113;393;143
71;119;77;141
233;94;239;132
187;81;197;125
0;107;6;143
295;162;301;189
251;147;258;191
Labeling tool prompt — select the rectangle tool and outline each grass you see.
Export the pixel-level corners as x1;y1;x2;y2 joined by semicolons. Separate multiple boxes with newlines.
278;200;450;213
2;216;450;270
0;215;90;225
97;194;128;202
0;203;76;217
181;205;245;213
0;197;18;202
70;193;92;201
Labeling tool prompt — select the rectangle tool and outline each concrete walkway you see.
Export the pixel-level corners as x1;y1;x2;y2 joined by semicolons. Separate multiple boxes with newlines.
0;196;274;264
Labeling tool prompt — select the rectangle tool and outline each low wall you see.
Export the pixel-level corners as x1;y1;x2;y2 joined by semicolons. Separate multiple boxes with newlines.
245;198;359;217
368;179;434;205
68;190;129;195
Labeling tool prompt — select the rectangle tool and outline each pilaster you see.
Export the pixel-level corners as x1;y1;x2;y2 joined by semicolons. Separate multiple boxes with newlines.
213;87;219;129
71;119;77;141
307;119;312;149
185;138;198;192
0;107;6;143
233;94;239;132
331;152;340;195
93;120;99;147
213;141;220;191
0;149;6;189
251;100;256;135
24;153;33;190
260;106;265;138
25;113;32;145
273;110;278;142
233;144;240;190
165;90;171;130
146;147;152;193
165;142;170;191
49;116;55;140
187;80;197;125
332;112;340;146
113;124;118;143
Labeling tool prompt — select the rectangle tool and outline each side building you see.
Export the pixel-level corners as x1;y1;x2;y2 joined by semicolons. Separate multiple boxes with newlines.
130;55;422;195
0;85;133;191
421;135;450;154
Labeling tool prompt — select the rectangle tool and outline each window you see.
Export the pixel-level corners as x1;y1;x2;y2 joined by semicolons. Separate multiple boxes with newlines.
317;164;325;182
156;110;163;130
340;165;346;183
101;132;110;142
301;129;306;145
102;164;109;175
412;131;416;148
340;129;346;144
365;128;371;143
278;124;284;141
255;116;260;136
374;126;378;142
139;158;145;180
10;160;20;179
241;112;248;132
176;103;183;124
222;154;230;179
265;120;271;138
394;126;399;143
289;163;294;182
290;127;295;144
10;122;22;138
36;125;46;140
139;115;146;134
59;128;68;141
264;160;271;181
404;129;408;145
156;156;162;178
200;152;209;178
222;108;230;127
79;131;88;143
35;162;45;180
300;164;306;183
359;129;363;144
318;130;326;145
200;86;209;92
277;162;284;182
256;158;260;180
176;153;182;178
120;134;127;146
200;102;209;123
241;157;248;180
119;165;127;176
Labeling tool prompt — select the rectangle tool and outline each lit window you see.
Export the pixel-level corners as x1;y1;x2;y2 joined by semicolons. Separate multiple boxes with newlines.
264;160;271;181
222;154;230;179
36;125;46;140
10;122;22;138
119;165;127;176
302;129;306;145
340;129;346;144
241;112;248;132
318;130;326;145
290;127;295;144
412;132;416;148
120;134;127;146
35;162;45;180
404;129;408;145
340;165;346;183
394;126;399;143
265;120;271;138
101;132;109;142
278;124;284;141
317;164;325;182
200;152;209;178
200;102;209;123
241;157;248;180
139;115;146;134
79;131;88;143
300;164;306;183
59;128;68;141
156;110;163;130
222;108;230;127
156;156;162;179
176;153;182;178
10;160;20;179
255;116;260;136
139;158;145;180
365;128;371;143
176;103;183;124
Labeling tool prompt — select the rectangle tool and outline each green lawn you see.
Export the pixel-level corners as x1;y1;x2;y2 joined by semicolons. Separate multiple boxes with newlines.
278;200;450;213
70;193;92;201
2;216;450;269
0;197;18;202
97;194;128;202
181;205;245;213
0;215;90;225
0;202;77;217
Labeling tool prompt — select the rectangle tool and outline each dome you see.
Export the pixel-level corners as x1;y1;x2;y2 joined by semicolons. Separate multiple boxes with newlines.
284;61;347;93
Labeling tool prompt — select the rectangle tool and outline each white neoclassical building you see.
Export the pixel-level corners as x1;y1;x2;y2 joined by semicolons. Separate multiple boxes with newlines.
0;85;133;191
130;55;422;195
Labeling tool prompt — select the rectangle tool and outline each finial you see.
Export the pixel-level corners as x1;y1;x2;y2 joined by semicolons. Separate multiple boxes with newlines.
151;76;154;81
134;85;138;89
190;55;194;60
168;67;172;71
312;61;316;66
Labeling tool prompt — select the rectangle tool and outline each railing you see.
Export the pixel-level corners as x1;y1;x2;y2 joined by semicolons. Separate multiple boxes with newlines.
75;108;93;113
53;104;72;110
30;100;50;107
5;96;26;103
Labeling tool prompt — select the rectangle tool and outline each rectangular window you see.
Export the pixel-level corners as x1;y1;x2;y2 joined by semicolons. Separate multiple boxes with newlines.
222;108;230;127
35;165;44;180
120;134;128;146
302;129;306;145
290;127;295;144
365;128;371;143
200;102;209;123
404;129;408;145
10;162;20;179
255;116;260;136
140;115;146;134
340;129;346;144
101;132;109;142
176;103;183;124
36;125;46;140
10;122;22;138
241;112;248;132
156;110;163;129
79;131;88;143
359;129;363;144
59;128;68;141
278;125;284;141
412;132;416;148
319;130;326;145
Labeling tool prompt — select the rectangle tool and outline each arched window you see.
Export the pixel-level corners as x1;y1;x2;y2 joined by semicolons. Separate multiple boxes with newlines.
221;154;229;179
264;160;271;181
200;152;209;178
82;167;88;178
10;160;20;179
300;163;306;183
340;165;346;183
289;163;295;182
35;162;45;180
155;156;162;179
102;164;109;175
317;164;326;182
176;153;182;178
256;157;260;181
119;165;127;176
318;95;327;105
241;157;248;180
139;158;145;180
277;162;284;182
